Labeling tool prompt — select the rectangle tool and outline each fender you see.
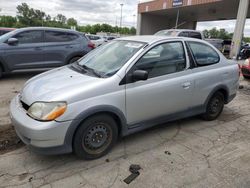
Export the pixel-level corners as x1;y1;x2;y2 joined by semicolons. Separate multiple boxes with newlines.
204;84;229;107
63;105;127;150
0;56;10;73
64;51;87;65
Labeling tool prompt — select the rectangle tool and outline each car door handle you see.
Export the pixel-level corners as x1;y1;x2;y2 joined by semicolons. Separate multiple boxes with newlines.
34;47;42;51
66;45;73;48
182;82;191;89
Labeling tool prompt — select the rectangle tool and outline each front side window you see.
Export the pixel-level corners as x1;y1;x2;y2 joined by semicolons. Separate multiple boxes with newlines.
14;30;43;44
45;31;78;42
188;41;220;66
135;42;186;78
77;40;145;77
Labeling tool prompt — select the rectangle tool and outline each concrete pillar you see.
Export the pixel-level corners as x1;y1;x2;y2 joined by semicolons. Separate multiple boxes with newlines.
136;13;142;35
230;0;249;59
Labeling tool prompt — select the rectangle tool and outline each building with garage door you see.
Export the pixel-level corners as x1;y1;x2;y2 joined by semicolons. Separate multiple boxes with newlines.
137;0;250;58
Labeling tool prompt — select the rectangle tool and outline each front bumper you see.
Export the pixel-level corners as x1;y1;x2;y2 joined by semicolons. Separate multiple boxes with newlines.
10;95;73;155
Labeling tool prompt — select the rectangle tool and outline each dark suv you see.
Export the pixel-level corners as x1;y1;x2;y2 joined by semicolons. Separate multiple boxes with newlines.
0;27;94;78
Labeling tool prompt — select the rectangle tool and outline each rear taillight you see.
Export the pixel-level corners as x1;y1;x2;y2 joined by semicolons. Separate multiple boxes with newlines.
88;42;95;49
244;58;250;66
238;63;241;77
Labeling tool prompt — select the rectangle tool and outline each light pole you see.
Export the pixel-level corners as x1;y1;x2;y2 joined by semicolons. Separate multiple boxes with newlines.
120;3;124;34
133;14;136;27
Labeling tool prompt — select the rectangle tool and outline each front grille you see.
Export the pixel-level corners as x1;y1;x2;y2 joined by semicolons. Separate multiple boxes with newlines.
20;100;30;111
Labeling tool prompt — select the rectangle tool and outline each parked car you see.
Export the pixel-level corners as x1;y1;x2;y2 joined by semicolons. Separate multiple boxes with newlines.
104;36;116;41
238;44;250;60
154;29;204;40
241;58;250;78
86;34;106;47
0;27;94;78
205;38;223;52
222;39;232;55
10;36;239;159
0;27;16;36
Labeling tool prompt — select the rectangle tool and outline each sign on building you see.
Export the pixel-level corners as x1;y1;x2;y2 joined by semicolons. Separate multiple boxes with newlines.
172;0;183;7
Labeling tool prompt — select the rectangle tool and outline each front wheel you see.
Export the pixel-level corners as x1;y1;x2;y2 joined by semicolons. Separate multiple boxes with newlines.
68;56;81;64
73;114;118;160
202;92;224;121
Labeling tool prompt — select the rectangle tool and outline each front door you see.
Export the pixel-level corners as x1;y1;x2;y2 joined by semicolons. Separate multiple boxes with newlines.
125;41;194;125
4;30;44;70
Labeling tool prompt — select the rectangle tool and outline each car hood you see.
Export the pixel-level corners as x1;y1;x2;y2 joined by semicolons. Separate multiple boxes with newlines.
20;66;102;105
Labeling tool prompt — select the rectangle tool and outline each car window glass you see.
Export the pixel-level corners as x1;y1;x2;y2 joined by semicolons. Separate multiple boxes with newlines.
179;32;189;37
14;30;43;44
188;42;220;66
189;32;202;39
45;31;78;42
135;42;186;78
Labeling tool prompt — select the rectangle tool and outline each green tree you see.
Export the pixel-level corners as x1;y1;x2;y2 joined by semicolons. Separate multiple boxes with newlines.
56;14;67;24
0;16;17;27
67;18;77;26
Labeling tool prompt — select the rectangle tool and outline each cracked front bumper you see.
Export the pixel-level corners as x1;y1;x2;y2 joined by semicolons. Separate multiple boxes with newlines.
10;95;73;154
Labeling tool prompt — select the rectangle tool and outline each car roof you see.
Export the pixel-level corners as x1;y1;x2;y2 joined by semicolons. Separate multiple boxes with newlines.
14;27;80;34
158;29;202;33
116;35;203;44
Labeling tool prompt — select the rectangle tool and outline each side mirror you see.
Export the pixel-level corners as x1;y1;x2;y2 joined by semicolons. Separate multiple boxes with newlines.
7;38;18;45
132;70;148;82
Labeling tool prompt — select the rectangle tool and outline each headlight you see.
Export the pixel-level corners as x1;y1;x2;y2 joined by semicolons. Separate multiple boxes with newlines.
27;102;67;121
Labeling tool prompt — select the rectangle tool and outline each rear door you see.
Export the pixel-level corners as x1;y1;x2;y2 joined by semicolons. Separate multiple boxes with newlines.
43;30;80;67
3;30;44;70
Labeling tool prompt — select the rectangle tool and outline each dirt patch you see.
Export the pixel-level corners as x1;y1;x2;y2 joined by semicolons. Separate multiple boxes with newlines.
0;125;24;155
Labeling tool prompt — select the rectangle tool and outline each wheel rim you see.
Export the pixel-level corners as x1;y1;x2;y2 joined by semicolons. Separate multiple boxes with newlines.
209;96;223;115
82;122;112;155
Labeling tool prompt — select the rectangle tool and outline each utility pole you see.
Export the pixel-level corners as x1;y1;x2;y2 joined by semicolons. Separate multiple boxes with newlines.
230;0;249;59
120;3;124;34
175;9;180;29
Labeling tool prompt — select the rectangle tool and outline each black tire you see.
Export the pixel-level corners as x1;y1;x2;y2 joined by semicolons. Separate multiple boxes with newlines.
68;56;81;64
73;114;118;160
243;75;250;79
202;92;224;121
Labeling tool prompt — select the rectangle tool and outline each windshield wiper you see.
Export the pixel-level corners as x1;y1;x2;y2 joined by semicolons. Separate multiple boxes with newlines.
81;65;102;78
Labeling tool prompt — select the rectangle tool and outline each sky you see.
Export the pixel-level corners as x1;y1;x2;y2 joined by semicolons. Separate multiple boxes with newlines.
1;0;250;36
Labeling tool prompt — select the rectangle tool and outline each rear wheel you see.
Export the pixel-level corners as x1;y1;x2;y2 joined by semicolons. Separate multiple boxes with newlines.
68;56;81;64
73;114;118;160
202;92;224;121
243;75;250;79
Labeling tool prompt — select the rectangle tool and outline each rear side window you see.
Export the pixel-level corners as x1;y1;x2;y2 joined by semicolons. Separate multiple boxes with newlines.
14;30;43;44
189;32;202;39
188;41;220;66
45;31;78;42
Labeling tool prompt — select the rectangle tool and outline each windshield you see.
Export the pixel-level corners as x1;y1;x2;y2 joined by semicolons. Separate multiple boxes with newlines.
77;40;145;77
0;29;17;43
154;30;178;36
